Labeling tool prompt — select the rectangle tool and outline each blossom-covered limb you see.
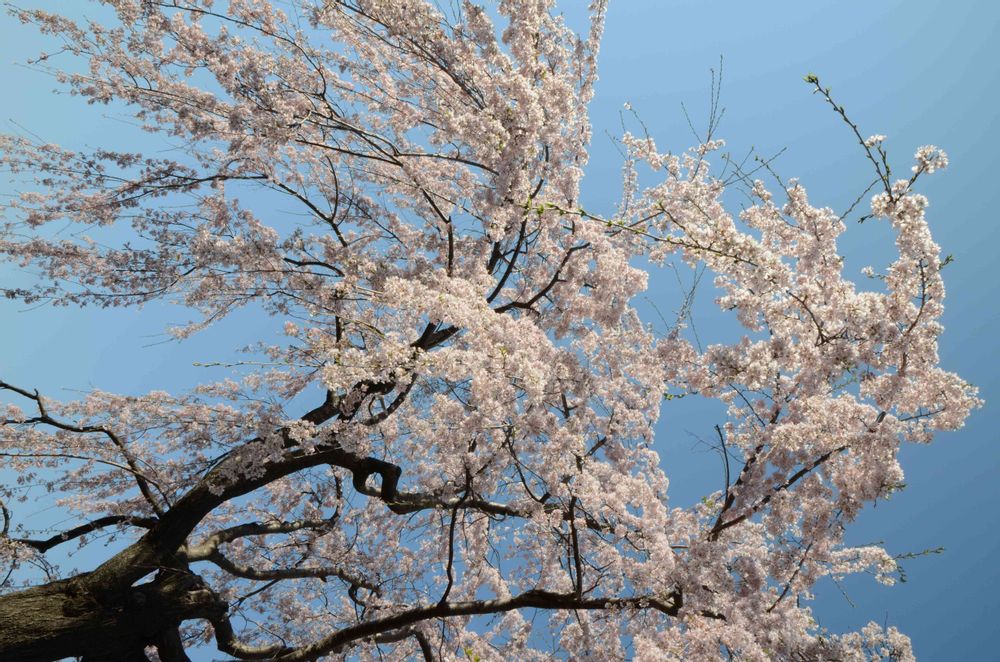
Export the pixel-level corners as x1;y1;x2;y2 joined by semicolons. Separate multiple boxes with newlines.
274;589;682;661
1;379;168;515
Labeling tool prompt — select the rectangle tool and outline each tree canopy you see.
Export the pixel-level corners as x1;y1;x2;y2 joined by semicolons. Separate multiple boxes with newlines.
0;1;980;660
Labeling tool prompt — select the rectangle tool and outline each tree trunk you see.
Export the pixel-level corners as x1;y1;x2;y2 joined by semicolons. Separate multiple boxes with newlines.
0;569;222;661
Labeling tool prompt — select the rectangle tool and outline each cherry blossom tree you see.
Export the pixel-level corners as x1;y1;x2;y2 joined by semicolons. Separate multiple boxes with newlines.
0;1;980;660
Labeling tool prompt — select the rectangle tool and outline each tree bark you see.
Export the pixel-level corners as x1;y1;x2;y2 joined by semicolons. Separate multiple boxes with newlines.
0;567;224;661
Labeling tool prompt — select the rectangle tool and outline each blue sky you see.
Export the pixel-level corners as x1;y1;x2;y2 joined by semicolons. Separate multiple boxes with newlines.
1;1;998;659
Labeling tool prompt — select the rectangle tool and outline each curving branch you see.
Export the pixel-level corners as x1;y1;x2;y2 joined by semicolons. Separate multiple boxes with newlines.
199;550;379;594
183;515;341;560
13;515;157;553
273;589;681;661
373;628;434;661
208;609;292;660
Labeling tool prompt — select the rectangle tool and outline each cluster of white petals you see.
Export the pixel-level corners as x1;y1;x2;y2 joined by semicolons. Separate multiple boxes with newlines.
0;1;978;660
913;145;949;174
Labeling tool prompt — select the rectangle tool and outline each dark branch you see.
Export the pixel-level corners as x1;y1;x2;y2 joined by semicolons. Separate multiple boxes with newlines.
14;515;157;553
274;589;681;661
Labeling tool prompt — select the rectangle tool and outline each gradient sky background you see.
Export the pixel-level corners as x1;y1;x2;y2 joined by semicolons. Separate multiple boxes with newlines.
1;1;998;659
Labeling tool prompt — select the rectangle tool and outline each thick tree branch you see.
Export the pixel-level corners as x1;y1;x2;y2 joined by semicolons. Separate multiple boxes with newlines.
183;515;340;559
273;589;681;661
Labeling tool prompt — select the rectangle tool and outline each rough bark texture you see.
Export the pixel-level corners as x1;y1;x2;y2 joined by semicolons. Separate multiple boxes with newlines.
0;567;222;661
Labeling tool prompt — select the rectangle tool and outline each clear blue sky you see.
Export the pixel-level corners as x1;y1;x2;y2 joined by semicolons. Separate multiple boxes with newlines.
1;1;998;659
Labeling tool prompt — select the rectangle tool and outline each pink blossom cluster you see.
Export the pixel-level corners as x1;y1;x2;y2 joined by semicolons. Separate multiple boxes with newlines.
0;1;979;660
